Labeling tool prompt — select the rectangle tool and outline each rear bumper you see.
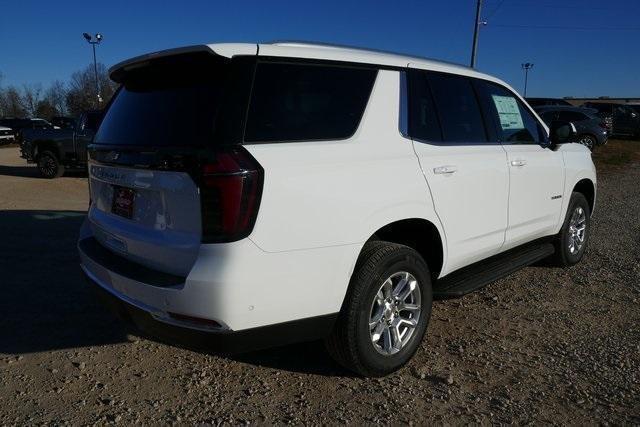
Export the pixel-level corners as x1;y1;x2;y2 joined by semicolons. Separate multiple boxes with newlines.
87;272;337;353
78;218;355;341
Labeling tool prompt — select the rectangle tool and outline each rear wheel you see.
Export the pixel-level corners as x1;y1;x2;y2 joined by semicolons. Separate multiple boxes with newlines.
37;151;63;179
550;192;590;267
325;241;432;377
577;134;596;150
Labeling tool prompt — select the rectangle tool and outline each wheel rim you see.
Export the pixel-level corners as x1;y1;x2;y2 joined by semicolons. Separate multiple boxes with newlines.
578;135;595;149
567;206;587;254
369;271;421;356
39;155;56;176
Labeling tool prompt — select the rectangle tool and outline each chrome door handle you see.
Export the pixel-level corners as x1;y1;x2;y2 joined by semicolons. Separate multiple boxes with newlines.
433;165;458;175
510;160;527;167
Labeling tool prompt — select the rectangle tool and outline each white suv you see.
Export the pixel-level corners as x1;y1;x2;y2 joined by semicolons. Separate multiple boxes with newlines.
78;42;596;376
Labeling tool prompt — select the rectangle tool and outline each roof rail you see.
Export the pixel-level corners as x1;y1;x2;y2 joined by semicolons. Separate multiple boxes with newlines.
267;40;472;70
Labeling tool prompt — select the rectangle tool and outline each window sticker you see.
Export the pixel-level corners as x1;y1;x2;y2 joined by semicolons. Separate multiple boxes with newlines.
491;95;524;130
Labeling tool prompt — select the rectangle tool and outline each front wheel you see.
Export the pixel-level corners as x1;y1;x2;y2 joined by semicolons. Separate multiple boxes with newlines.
550;192;591;267
37;150;63;179
325;242;432;377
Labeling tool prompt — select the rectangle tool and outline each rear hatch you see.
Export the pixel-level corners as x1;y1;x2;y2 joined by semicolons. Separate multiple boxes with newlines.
87;49;261;277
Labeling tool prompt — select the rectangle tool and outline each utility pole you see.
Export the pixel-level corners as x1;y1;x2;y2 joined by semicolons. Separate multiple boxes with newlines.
83;33;103;105
521;62;534;97
470;0;483;68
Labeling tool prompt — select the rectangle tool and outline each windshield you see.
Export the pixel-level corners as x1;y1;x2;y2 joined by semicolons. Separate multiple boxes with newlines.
95;52;245;148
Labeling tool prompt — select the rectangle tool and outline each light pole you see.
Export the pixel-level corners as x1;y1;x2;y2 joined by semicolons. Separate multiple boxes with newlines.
521;62;534;97
83;32;103;104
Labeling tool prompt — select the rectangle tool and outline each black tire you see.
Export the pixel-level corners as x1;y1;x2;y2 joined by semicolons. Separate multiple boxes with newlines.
550;192;591;267
325;241;432;377
37;150;63;179
577;134;596;151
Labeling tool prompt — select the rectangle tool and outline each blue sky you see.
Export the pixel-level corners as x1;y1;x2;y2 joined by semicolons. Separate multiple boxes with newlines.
1;0;639;97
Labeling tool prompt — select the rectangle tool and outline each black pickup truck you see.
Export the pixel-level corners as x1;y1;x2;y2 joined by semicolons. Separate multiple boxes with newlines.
20;111;103;178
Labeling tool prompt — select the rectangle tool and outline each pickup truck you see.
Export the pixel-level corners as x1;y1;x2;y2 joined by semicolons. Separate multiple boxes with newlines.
20;111;103;178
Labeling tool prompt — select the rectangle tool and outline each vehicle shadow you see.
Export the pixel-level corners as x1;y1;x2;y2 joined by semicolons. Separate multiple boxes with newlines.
230;341;349;376
0;210;130;354
0;164;40;178
0;165;87;179
0;209;344;375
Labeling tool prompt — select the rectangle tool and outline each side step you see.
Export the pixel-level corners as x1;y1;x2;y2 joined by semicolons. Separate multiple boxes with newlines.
433;242;555;299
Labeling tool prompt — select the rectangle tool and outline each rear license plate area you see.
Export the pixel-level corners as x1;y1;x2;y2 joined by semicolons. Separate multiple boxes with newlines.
111;186;136;219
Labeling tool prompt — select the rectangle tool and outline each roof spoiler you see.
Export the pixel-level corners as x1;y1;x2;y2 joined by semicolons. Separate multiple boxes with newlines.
109;43;258;83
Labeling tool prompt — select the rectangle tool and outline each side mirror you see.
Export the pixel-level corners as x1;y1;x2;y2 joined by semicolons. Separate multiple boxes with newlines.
548;120;577;146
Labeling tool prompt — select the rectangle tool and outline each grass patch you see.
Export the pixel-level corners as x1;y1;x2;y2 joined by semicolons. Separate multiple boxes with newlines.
592;139;640;170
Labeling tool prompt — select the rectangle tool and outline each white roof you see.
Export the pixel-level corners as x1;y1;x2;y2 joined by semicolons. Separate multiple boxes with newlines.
257;41;488;77
110;41;501;84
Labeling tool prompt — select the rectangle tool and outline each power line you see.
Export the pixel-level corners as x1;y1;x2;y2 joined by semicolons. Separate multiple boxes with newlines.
485;0;505;20
495;0;622;11
490;24;640;31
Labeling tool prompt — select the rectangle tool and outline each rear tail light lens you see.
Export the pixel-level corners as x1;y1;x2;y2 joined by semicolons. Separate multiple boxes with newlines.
598;122;608;130
199;146;263;243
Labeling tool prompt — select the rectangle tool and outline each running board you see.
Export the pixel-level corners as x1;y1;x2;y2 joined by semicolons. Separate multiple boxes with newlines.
433;242;555;299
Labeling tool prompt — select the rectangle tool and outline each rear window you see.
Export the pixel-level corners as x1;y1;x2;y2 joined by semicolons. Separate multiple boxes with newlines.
244;62;377;143
95;52;252;147
558;111;588;122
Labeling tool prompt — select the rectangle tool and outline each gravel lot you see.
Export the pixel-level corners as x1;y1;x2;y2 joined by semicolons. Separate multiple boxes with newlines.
0;143;638;425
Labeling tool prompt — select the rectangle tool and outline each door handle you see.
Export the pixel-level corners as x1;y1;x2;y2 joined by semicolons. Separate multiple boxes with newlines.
510;159;527;167
433;165;458;175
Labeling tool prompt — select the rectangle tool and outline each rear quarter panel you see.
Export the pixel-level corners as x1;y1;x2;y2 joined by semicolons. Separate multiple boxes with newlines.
232;70;444;326
244;70;442;253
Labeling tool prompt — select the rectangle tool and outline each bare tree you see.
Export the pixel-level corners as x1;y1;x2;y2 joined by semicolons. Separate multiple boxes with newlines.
1;86;27;118
47;80;67;116
0;63;118;119
66;63;117;116
35;80;68;118
22;84;43;117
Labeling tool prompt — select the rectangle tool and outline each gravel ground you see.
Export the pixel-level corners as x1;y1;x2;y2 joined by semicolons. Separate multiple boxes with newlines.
0;145;638;425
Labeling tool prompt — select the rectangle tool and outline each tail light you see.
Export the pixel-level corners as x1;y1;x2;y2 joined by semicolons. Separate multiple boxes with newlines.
598;122;609;130
199;146;263;243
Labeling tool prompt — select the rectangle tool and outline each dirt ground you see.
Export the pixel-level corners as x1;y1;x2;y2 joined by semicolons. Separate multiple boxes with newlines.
0;142;638;425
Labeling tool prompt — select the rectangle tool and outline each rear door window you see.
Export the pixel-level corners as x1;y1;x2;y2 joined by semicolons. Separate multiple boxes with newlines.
244;62;377;143
426;72;487;143
540;111;557;124
407;70;442;142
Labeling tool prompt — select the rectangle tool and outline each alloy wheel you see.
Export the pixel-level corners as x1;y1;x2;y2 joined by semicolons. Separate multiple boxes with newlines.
369;271;421;356
578;135;595;150
38;155;57;177
567;206;587;254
